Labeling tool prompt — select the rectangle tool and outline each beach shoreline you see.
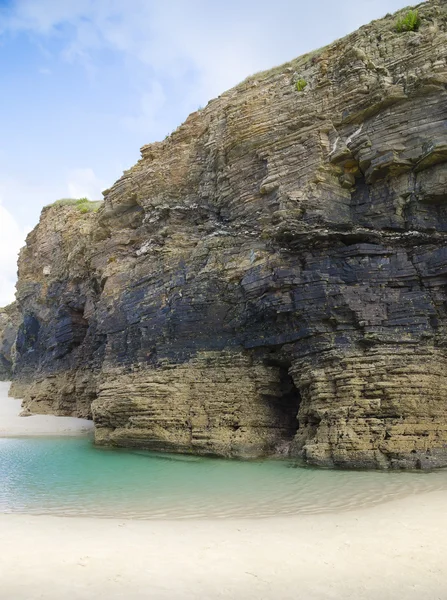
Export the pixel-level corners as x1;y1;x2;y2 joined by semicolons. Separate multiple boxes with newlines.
1;491;446;599
0;381;93;437
1;380;447;598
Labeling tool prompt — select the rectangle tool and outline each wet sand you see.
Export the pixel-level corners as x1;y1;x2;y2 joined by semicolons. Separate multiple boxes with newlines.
1;381;446;599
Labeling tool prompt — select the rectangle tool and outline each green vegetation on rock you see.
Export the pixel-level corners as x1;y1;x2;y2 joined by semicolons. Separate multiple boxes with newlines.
395;10;421;32
47;197;103;213
9;0;447;471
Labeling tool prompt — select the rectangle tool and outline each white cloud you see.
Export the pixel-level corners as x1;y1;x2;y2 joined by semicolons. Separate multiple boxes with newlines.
0;0;419;294
122;81;166;135
0;175;63;226
1;1;420;180
0;200;29;307
1;0;415;137
67;167;105;200
2;0;94;35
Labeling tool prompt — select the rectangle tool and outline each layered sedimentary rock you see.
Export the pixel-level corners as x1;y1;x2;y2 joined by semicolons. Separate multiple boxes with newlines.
8;0;447;468
0;303;20;380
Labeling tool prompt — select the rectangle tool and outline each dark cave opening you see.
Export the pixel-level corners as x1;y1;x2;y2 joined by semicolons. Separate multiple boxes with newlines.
276;365;302;437
263;353;302;439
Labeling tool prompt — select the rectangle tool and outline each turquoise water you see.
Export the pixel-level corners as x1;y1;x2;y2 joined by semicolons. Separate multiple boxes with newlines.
1;436;447;519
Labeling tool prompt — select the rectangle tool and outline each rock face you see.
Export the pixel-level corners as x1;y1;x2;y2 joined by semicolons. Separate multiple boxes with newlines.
8;0;447;468
0;303;20;380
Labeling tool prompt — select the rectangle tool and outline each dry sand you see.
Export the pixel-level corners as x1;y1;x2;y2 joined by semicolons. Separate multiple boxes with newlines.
0;381;93;436
0;492;446;600
1;380;446;599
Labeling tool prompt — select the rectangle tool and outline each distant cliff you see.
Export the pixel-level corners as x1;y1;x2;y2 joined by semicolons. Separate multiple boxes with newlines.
5;0;447;468
0;303;19;380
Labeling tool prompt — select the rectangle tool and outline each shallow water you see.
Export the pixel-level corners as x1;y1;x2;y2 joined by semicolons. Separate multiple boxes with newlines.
1;437;447;519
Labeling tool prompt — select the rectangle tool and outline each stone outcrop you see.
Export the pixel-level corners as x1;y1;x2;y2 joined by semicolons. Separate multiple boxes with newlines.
7;0;447;468
0;303;20;380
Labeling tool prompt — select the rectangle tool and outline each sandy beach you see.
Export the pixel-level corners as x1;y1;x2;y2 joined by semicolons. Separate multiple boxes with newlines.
0;492;446;600
0;381;93;436
1;381;447;599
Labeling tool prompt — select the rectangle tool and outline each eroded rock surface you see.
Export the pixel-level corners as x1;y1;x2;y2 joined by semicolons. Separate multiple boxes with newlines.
0;303;20;380
8;0;447;467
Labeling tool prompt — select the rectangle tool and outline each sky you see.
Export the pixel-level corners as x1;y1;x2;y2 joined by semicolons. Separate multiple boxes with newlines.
0;0;416;306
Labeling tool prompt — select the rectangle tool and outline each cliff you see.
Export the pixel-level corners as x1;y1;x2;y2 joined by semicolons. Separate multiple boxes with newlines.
0;303;20;380
7;0;447;468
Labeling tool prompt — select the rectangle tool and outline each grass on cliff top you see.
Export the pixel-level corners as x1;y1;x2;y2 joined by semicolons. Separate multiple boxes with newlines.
237;3;425;89
395;9;421;32
47;197;103;213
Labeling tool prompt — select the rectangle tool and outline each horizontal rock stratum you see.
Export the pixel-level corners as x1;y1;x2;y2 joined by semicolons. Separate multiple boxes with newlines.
0;304;19;381
4;0;447;468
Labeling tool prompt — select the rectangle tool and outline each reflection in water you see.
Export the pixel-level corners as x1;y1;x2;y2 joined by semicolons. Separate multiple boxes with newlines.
1;437;446;520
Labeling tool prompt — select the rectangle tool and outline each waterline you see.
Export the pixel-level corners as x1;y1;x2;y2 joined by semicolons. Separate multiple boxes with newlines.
1;437;447;519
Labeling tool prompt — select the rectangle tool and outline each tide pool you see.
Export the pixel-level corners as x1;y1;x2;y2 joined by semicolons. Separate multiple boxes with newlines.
1;436;447;519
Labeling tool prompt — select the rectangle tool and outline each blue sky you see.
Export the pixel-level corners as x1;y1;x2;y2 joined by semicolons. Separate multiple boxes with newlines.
0;0;416;305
